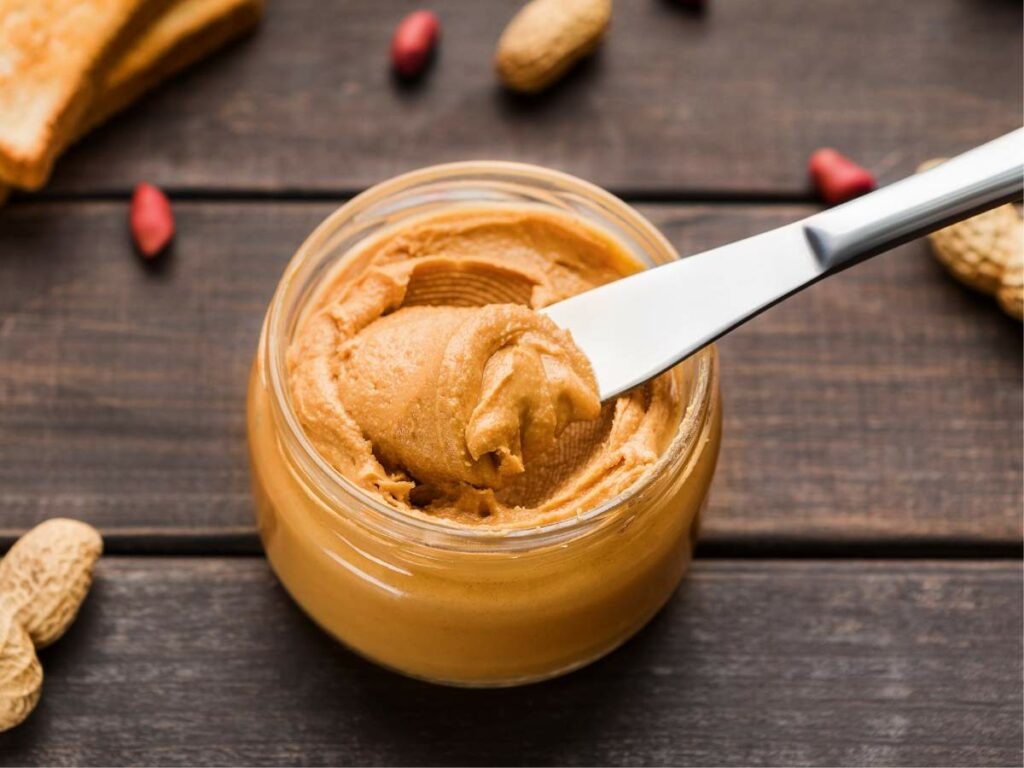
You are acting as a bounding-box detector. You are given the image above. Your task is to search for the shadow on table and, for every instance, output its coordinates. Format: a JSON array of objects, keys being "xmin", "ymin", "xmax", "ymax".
[
  {"xmin": 282, "ymin": 575, "xmax": 700, "ymax": 767},
  {"xmin": 0, "ymin": 566, "xmax": 706, "ymax": 766},
  {"xmin": 494, "ymin": 51, "xmax": 606, "ymax": 120}
]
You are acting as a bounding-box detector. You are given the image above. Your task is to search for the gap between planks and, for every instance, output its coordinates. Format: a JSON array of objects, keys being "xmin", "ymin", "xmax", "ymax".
[
  {"xmin": 4, "ymin": 188, "xmax": 821, "ymax": 207},
  {"xmin": 0, "ymin": 528, "xmax": 1019, "ymax": 559}
]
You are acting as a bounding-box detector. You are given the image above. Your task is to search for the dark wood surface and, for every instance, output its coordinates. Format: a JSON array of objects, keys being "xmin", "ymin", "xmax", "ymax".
[
  {"xmin": 0, "ymin": 559, "xmax": 1020, "ymax": 767},
  {"xmin": 26, "ymin": 0, "xmax": 1023, "ymax": 197},
  {"xmin": 0, "ymin": 0, "xmax": 1021, "ymax": 764},
  {"xmin": 1, "ymin": 202, "xmax": 1020, "ymax": 549}
]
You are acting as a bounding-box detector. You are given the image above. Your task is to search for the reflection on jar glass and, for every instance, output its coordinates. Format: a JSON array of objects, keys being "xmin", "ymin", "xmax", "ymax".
[{"xmin": 247, "ymin": 162, "xmax": 722, "ymax": 687}]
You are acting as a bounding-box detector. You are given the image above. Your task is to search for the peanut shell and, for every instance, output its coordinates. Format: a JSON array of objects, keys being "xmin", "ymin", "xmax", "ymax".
[
  {"xmin": 928, "ymin": 203, "xmax": 1022, "ymax": 296},
  {"xmin": 0, "ymin": 606, "xmax": 42, "ymax": 732},
  {"xmin": 997, "ymin": 248, "xmax": 1023, "ymax": 320},
  {"xmin": 0, "ymin": 519, "xmax": 102, "ymax": 648},
  {"xmin": 919, "ymin": 159, "xmax": 1024, "ymax": 313},
  {"xmin": 496, "ymin": 0, "xmax": 611, "ymax": 93}
]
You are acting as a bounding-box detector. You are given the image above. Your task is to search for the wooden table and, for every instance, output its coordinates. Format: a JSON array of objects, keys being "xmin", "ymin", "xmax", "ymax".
[{"xmin": 1, "ymin": 1, "xmax": 1021, "ymax": 764}]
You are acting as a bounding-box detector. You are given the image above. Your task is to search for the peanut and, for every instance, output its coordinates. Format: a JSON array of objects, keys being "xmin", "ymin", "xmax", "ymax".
[
  {"xmin": 919, "ymin": 159, "xmax": 1023, "ymax": 320},
  {"xmin": 809, "ymin": 148, "xmax": 876, "ymax": 205},
  {"xmin": 495, "ymin": 0, "xmax": 611, "ymax": 94},
  {"xmin": 996, "ymin": 248, "xmax": 1023, "ymax": 321},
  {"xmin": 0, "ymin": 607, "xmax": 42, "ymax": 733},
  {"xmin": 391, "ymin": 10, "xmax": 441, "ymax": 79},
  {"xmin": 0, "ymin": 519, "xmax": 101, "ymax": 732},
  {"xmin": 130, "ymin": 182, "xmax": 175, "ymax": 259},
  {"xmin": 0, "ymin": 519, "xmax": 102, "ymax": 649}
]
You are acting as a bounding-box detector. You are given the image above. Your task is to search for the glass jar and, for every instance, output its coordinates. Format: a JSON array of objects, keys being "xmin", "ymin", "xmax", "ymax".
[{"xmin": 247, "ymin": 162, "xmax": 722, "ymax": 687}]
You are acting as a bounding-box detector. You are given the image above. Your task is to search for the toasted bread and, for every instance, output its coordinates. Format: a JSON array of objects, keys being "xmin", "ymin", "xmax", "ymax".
[
  {"xmin": 0, "ymin": 0, "xmax": 169, "ymax": 189},
  {"xmin": 0, "ymin": 0, "xmax": 262, "ymax": 201},
  {"xmin": 81, "ymin": 0, "xmax": 264, "ymax": 134}
]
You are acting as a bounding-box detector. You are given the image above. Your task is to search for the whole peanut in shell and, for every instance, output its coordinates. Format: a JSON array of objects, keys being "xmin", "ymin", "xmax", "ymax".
[
  {"xmin": 0, "ymin": 518, "xmax": 102, "ymax": 732},
  {"xmin": 919, "ymin": 159, "xmax": 1023, "ymax": 320},
  {"xmin": 0, "ymin": 519, "xmax": 103, "ymax": 649},
  {"xmin": 495, "ymin": 0, "xmax": 611, "ymax": 93}
]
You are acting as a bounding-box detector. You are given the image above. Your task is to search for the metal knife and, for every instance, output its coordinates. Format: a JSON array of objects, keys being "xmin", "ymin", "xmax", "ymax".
[{"xmin": 542, "ymin": 128, "xmax": 1024, "ymax": 401}]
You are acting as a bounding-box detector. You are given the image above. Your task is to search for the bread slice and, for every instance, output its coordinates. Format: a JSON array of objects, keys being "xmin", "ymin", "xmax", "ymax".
[
  {"xmin": 80, "ymin": 0, "xmax": 264, "ymax": 134},
  {"xmin": 0, "ymin": 0, "xmax": 263, "ymax": 200},
  {"xmin": 0, "ymin": 0, "xmax": 169, "ymax": 189}
]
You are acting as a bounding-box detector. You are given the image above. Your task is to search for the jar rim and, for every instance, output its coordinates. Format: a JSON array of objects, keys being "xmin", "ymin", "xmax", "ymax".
[{"xmin": 261, "ymin": 161, "xmax": 717, "ymax": 552}]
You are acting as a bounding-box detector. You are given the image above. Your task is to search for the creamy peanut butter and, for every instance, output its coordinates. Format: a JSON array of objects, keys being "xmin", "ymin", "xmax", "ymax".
[{"xmin": 287, "ymin": 206, "xmax": 681, "ymax": 527}]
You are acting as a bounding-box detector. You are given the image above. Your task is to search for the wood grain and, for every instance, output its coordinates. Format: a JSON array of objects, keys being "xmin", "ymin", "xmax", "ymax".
[
  {"xmin": 644, "ymin": 206, "xmax": 1024, "ymax": 550},
  {"xmin": 0, "ymin": 5, "xmax": 1018, "ymax": 763},
  {"xmin": 18, "ymin": 0, "xmax": 1021, "ymax": 197},
  {"xmin": 0, "ymin": 558, "xmax": 1019, "ymax": 766},
  {"xmin": 0, "ymin": 201, "xmax": 1020, "ymax": 549}
]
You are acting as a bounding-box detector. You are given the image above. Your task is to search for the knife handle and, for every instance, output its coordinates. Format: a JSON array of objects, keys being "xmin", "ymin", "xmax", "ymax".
[{"xmin": 804, "ymin": 128, "xmax": 1024, "ymax": 272}]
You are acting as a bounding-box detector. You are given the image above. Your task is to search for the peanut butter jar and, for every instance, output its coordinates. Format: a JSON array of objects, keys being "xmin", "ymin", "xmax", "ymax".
[{"xmin": 247, "ymin": 162, "xmax": 722, "ymax": 686}]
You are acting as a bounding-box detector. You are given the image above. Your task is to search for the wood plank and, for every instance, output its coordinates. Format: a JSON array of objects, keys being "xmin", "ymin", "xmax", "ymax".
[
  {"xmin": 0, "ymin": 201, "xmax": 1020, "ymax": 547},
  {"xmin": 650, "ymin": 207, "xmax": 1024, "ymax": 549},
  {"xmin": 17, "ymin": 0, "xmax": 1021, "ymax": 197},
  {"xmin": 0, "ymin": 558, "xmax": 1019, "ymax": 766}
]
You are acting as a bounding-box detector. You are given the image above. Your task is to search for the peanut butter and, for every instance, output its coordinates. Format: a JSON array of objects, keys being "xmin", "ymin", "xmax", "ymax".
[{"xmin": 287, "ymin": 206, "xmax": 681, "ymax": 527}]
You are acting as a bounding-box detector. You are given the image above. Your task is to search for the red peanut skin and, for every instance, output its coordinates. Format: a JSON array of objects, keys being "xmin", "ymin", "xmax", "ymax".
[
  {"xmin": 809, "ymin": 149, "xmax": 876, "ymax": 205},
  {"xmin": 391, "ymin": 10, "xmax": 440, "ymax": 78},
  {"xmin": 130, "ymin": 183, "xmax": 174, "ymax": 258}
]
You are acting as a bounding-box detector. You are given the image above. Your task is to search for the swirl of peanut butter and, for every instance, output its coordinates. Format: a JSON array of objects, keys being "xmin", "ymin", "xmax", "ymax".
[
  {"xmin": 336, "ymin": 302, "xmax": 601, "ymax": 488},
  {"xmin": 288, "ymin": 207, "xmax": 681, "ymax": 527}
]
